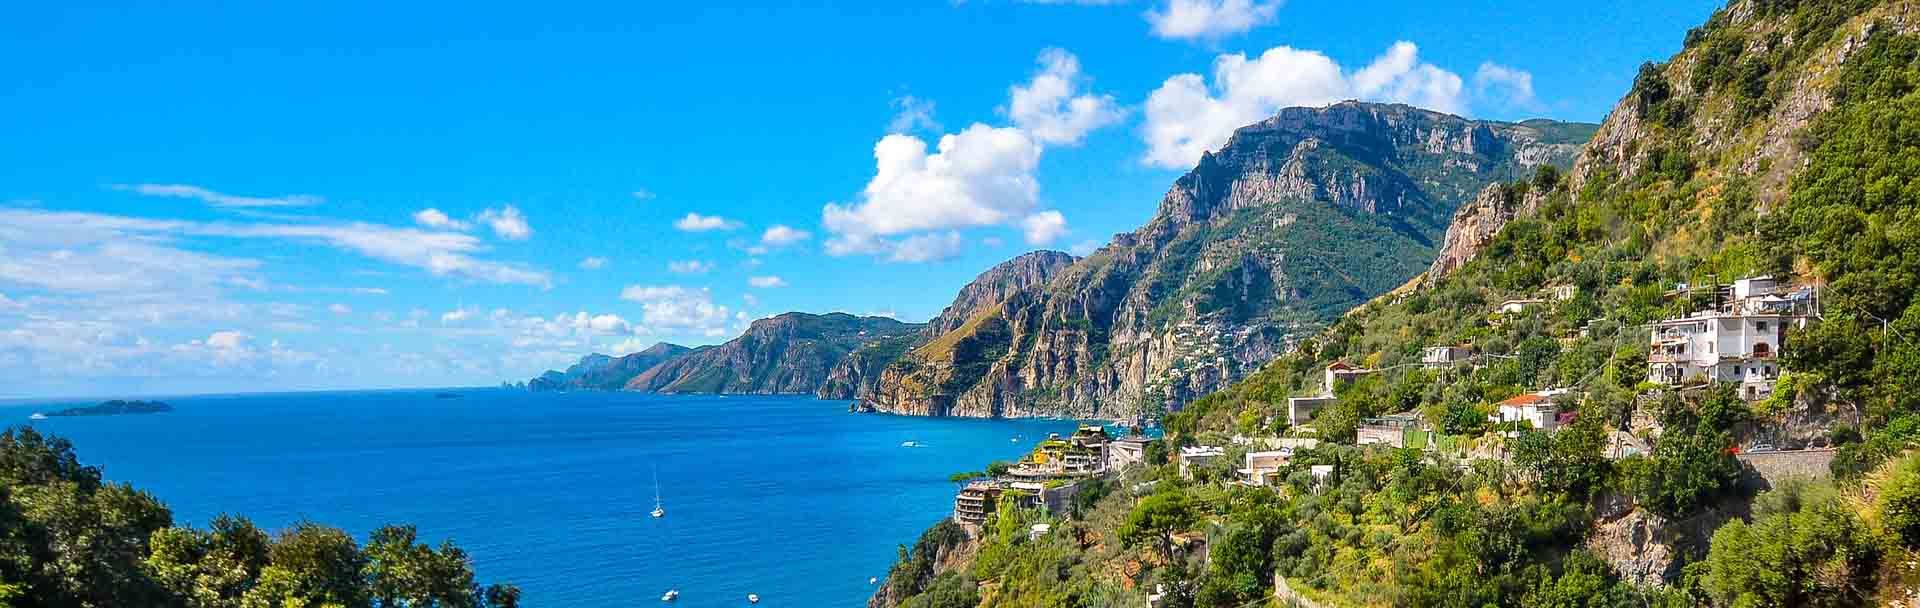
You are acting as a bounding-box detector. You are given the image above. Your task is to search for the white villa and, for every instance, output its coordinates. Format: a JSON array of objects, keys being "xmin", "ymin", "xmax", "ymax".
[
  {"xmin": 1647, "ymin": 276, "xmax": 1815, "ymax": 400},
  {"xmin": 1491, "ymin": 389, "xmax": 1569, "ymax": 432}
]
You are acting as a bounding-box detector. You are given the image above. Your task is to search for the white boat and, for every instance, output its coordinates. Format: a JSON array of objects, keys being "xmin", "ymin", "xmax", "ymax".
[
  {"xmin": 651, "ymin": 468, "xmax": 666, "ymax": 518},
  {"xmin": 900, "ymin": 440, "xmax": 921, "ymax": 448},
  {"xmin": 661, "ymin": 589, "xmax": 678, "ymax": 602},
  {"xmin": 869, "ymin": 577, "xmax": 878, "ymax": 585},
  {"xmin": 28, "ymin": 413, "xmax": 46, "ymax": 421},
  {"xmin": 747, "ymin": 594, "xmax": 760, "ymax": 603}
]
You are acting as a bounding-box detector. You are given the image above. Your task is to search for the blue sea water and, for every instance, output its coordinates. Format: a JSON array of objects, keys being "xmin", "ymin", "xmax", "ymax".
[{"xmin": 7, "ymin": 389, "xmax": 1075, "ymax": 607}]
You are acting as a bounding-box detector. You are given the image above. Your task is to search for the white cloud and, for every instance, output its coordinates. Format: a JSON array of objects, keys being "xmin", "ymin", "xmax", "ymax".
[
  {"xmin": 412, "ymin": 208, "xmax": 470, "ymax": 231},
  {"xmin": 206, "ymin": 330, "xmax": 250, "ymax": 350},
  {"xmin": 825, "ymin": 125, "xmax": 1043, "ymax": 238},
  {"xmin": 441, "ymin": 308, "xmax": 476, "ymax": 323},
  {"xmin": 1473, "ymin": 62, "xmax": 1541, "ymax": 113},
  {"xmin": 608, "ymin": 337, "xmax": 653, "ymax": 355},
  {"xmin": 1020, "ymin": 210, "xmax": 1069, "ymax": 245},
  {"xmin": 0, "ymin": 209, "xmax": 552, "ymax": 289},
  {"xmin": 748, "ymin": 275, "xmax": 788, "ymax": 288},
  {"xmin": 761, "ymin": 225, "xmax": 812, "ymax": 246},
  {"xmin": 112, "ymin": 183, "xmax": 323, "ymax": 208},
  {"xmin": 1141, "ymin": 41, "xmax": 1467, "ymax": 169},
  {"xmin": 1069, "ymin": 239, "xmax": 1103, "ymax": 256},
  {"xmin": 1146, "ymin": 0, "xmax": 1281, "ymax": 42},
  {"xmin": 668, "ymin": 260, "xmax": 714, "ymax": 274},
  {"xmin": 632, "ymin": 189, "xmax": 657, "ymax": 201},
  {"xmin": 1006, "ymin": 48, "xmax": 1125, "ymax": 146},
  {"xmin": 674, "ymin": 212, "xmax": 742, "ymax": 232},
  {"xmin": 586, "ymin": 313, "xmax": 631, "ymax": 335},
  {"xmin": 579, "ymin": 256, "xmax": 608, "ymax": 270},
  {"xmin": 888, "ymin": 95, "xmax": 941, "ymax": 134},
  {"xmin": 619, "ymin": 285, "xmax": 735, "ymax": 335},
  {"xmin": 889, "ymin": 232, "xmax": 964, "ymax": 263},
  {"xmin": 328, "ymin": 303, "xmax": 352, "ymax": 315},
  {"xmin": 476, "ymin": 205, "xmax": 532, "ymax": 240}
]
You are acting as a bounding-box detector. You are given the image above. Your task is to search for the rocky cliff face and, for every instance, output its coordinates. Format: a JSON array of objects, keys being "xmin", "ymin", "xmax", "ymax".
[
  {"xmin": 528, "ymin": 343, "xmax": 691, "ymax": 392},
  {"xmin": 818, "ymin": 251, "xmax": 1076, "ymax": 400},
  {"xmin": 624, "ymin": 312, "xmax": 921, "ymax": 395},
  {"xmin": 1423, "ymin": 182, "xmax": 1552, "ymax": 286},
  {"xmin": 859, "ymin": 102, "xmax": 1594, "ymax": 419}
]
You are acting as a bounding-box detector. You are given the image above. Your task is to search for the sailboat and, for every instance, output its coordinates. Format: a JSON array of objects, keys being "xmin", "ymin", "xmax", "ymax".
[{"xmin": 650, "ymin": 468, "xmax": 666, "ymax": 518}]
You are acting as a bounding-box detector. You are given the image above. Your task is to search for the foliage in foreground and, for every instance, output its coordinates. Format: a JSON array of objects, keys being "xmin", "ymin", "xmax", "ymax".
[{"xmin": 0, "ymin": 427, "xmax": 517, "ymax": 608}]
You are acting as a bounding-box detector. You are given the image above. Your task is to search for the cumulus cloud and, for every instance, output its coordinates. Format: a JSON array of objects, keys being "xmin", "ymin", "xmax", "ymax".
[
  {"xmin": 1141, "ymin": 41, "xmax": 1468, "ymax": 169},
  {"xmin": 1146, "ymin": 0, "xmax": 1281, "ymax": 42},
  {"xmin": 747, "ymin": 275, "xmax": 788, "ymax": 288},
  {"xmin": 441, "ymin": 308, "xmax": 476, "ymax": 323},
  {"xmin": 579, "ymin": 256, "xmax": 608, "ymax": 269},
  {"xmin": 825, "ymin": 49, "xmax": 1119, "ymax": 262},
  {"xmin": 1069, "ymin": 239, "xmax": 1103, "ymax": 256},
  {"xmin": 632, "ymin": 189, "xmax": 657, "ymax": 201},
  {"xmin": 1020, "ymin": 210, "xmax": 1069, "ymax": 245},
  {"xmin": 1006, "ymin": 49, "xmax": 1124, "ymax": 146},
  {"xmin": 674, "ymin": 212, "xmax": 742, "ymax": 232},
  {"xmin": 761, "ymin": 225, "xmax": 812, "ymax": 247},
  {"xmin": 1473, "ymin": 62, "xmax": 1542, "ymax": 113},
  {"xmin": 328, "ymin": 303, "xmax": 352, "ymax": 315},
  {"xmin": 113, "ymin": 183, "xmax": 323, "ymax": 208},
  {"xmin": 412, "ymin": 208, "xmax": 470, "ymax": 230},
  {"xmin": 619, "ymin": 285, "xmax": 735, "ymax": 336},
  {"xmin": 476, "ymin": 205, "xmax": 532, "ymax": 240},
  {"xmin": 668, "ymin": 260, "xmax": 714, "ymax": 274},
  {"xmin": 888, "ymin": 95, "xmax": 941, "ymax": 134},
  {"xmin": 826, "ymin": 125, "xmax": 1042, "ymax": 239}
]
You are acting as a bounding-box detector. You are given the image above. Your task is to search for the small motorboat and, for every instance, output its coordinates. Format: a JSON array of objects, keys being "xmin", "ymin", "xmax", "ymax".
[
  {"xmin": 747, "ymin": 593, "xmax": 760, "ymax": 603},
  {"xmin": 661, "ymin": 589, "xmax": 679, "ymax": 602},
  {"xmin": 28, "ymin": 413, "xmax": 46, "ymax": 421},
  {"xmin": 869, "ymin": 576, "xmax": 878, "ymax": 585},
  {"xmin": 900, "ymin": 441, "xmax": 920, "ymax": 448}
]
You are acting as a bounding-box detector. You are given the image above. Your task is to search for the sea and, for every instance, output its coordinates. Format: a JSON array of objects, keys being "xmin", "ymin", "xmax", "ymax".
[{"xmin": 4, "ymin": 389, "xmax": 1076, "ymax": 607}]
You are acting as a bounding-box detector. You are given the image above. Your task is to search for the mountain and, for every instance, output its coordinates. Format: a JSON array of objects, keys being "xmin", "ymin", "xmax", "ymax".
[
  {"xmin": 526, "ymin": 353, "xmax": 616, "ymax": 392},
  {"xmin": 527, "ymin": 343, "xmax": 692, "ymax": 392},
  {"xmin": 858, "ymin": 102, "xmax": 1595, "ymax": 419},
  {"xmin": 817, "ymin": 251, "xmax": 1077, "ymax": 400},
  {"xmin": 623, "ymin": 312, "xmax": 922, "ymax": 394}
]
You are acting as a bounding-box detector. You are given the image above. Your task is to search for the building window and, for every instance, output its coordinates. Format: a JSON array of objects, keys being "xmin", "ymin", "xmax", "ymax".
[{"xmin": 1758, "ymin": 321, "xmax": 1770, "ymax": 331}]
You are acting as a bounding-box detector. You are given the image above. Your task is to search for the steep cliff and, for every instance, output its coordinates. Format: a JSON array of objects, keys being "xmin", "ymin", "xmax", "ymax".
[
  {"xmin": 624, "ymin": 312, "xmax": 921, "ymax": 395},
  {"xmin": 528, "ymin": 343, "xmax": 691, "ymax": 392},
  {"xmin": 860, "ymin": 102, "xmax": 1593, "ymax": 419},
  {"xmin": 818, "ymin": 251, "xmax": 1076, "ymax": 400}
]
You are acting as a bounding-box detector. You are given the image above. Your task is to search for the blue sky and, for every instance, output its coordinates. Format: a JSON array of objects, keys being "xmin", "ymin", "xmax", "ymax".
[{"xmin": 0, "ymin": 0, "xmax": 1723, "ymax": 398}]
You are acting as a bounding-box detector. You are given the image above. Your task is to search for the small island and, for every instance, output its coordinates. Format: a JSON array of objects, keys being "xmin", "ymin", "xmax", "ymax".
[{"xmin": 43, "ymin": 400, "xmax": 173, "ymax": 417}]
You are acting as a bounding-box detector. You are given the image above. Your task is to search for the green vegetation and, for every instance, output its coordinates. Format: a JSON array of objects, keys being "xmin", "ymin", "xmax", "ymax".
[
  {"xmin": 0, "ymin": 427, "xmax": 516, "ymax": 607},
  {"xmin": 879, "ymin": 3, "xmax": 1920, "ymax": 606}
]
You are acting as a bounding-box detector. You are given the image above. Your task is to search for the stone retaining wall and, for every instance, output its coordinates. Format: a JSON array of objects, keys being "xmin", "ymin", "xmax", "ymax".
[{"xmin": 1735, "ymin": 448, "xmax": 1836, "ymax": 490}]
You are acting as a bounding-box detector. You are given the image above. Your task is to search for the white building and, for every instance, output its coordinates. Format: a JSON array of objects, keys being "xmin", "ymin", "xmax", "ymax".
[
  {"xmin": 1106, "ymin": 437, "xmax": 1151, "ymax": 471},
  {"xmin": 1491, "ymin": 389, "xmax": 1568, "ymax": 431},
  {"xmin": 1648, "ymin": 313, "xmax": 1790, "ymax": 400},
  {"xmin": 1497, "ymin": 299, "xmax": 1546, "ymax": 314},
  {"xmin": 1239, "ymin": 449, "xmax": 1293, "ymax": 486},
  {"xmin": 1178, "ymin": 446, "xmax": 1224, "ymax": 479},
  {"xmin": 1423, "ymin": 346, "xmax": 1472, "ymax": 368}
]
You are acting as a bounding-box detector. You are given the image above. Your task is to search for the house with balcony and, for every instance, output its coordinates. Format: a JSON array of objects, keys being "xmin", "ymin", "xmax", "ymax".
[
  {"xmin": 953, "ymin": 481, "xmax": 1002, "ymax": 527},
  {"xmin": 1239, "ymin": 449, "xmax": 1294, "ymax": 487},
  {"xmin": 1178, "ymin": 446, "xmax": 1224, "ymax": 479}
]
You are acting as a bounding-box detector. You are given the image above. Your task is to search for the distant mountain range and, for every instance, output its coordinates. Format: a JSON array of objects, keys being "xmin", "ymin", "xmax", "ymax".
[{"xmin": 521, "ymin": 312, "xmax": 920, "ymax": 395}]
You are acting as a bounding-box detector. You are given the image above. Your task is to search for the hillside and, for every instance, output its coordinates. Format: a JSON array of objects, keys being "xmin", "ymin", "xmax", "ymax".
[
  {"xmin": 859, "ymin": 102, "xmax": 1594, "ymax": 420},
  {"xmin": 874, "ymin": 1, "xmax": 1920, "ymax": 607},
  {"xmin": 623, "ymin": 312, "xmax": 921, "ymax": 394},
  {"xmin": 820, "ymin": 251, "xmax": 1077, "ymax": 401},
  {"xmin": 527, "ymin": 343, "xmax": 689, "ymax": 392}
]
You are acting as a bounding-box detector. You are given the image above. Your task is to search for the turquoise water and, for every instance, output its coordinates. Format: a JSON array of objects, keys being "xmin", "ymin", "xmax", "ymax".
[{"xmin": 8, "ymin": 390, "xmax": 1073, "ymax": 606}]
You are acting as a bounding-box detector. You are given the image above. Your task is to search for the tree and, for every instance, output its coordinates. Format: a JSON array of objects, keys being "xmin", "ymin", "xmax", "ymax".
[{"xmin": 1119, "ymin": 491, "xmax": 1196, "ymax": 559}]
